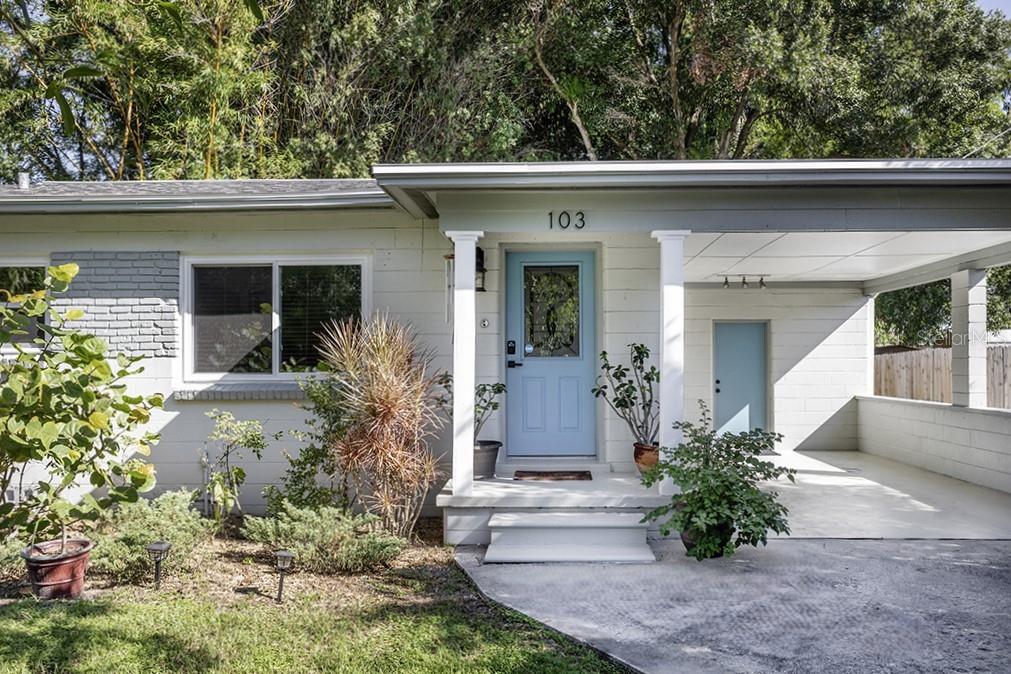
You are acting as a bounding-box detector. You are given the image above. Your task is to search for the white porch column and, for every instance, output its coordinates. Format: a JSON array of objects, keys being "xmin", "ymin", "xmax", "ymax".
[
  {"xmin": 951, "ymin": 269, "xmax": 987, "ymax": 408},
  {"xmin": 652, "ymin": 230, "xmax": 691, "ymax": 495},
  {"xmin": 447, "ymin": 231, "xmax": 483, "ymax": 495}
]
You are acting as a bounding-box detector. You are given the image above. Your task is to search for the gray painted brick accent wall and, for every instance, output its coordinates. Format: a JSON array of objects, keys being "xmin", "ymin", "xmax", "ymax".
[{"xmin": 51, "ymin": 251, "xmax": 179, "ymax": 358}]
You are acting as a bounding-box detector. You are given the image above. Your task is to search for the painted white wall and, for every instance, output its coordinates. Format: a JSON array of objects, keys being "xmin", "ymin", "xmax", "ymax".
[{"xmin": 857, "ymin": 395, "xmax": 1011, "ymax": 494}]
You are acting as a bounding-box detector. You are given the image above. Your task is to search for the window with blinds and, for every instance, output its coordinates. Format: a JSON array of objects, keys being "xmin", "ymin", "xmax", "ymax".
[{"xmin": 189, "ymin": 260, "xmax": 364, "ymax": 376}]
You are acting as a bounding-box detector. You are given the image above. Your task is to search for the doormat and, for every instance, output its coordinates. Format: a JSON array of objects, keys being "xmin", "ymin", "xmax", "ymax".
[{"xmin": 513, "ymin": 470, "xmax": 593, "ymax": 481}]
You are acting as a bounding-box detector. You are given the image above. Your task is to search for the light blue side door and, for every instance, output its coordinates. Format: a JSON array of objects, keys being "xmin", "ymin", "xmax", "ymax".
[
  {"xmin": 505, "ymin": 251, "xmax": 596, "ymax": 456},
  {"xmin": 714, "ymin": 322, "xmax": 768, "ymax": 434}
]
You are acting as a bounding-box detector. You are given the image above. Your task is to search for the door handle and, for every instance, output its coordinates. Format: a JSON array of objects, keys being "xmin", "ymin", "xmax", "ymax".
[{"xmin": 507, "ymin": 360, "xmax": 523, "ymax": 368}]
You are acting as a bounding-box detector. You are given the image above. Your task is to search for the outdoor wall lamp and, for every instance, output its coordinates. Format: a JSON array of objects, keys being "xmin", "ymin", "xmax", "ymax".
[
  {"xmin": 475, "ymin": 246, "xmax": 487, "ymax": 292},
  {"xmin": 275, "ymin": 550, "xmax": 294, "ymax": 603},
  {"xmin": 145, "ymin": 541, "xmax": 172, "ymax": 590}
]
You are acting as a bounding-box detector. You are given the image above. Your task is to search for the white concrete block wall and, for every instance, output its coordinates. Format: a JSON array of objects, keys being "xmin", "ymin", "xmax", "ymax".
[{"xmin": 857, "ymin": 395, "xmax": 1011, "ymax": 494}]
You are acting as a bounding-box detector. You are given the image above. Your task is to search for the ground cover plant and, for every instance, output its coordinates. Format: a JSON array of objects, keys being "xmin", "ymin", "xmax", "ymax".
[
  {"xmin": 243, "ymin": 500, "xmax": 404, "ymax": 574},
  {"xmin": 0, "ymin": 520, "xmax": 626, "ymax": 674}
]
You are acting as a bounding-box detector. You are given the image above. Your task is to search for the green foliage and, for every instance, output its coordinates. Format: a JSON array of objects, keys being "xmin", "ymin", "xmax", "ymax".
[
  {"xmin": 5, "ymin": 0, "xmax": 1009, "ymax": 181},
  {"xmin": 874, "ymin": 264, "xmax": 1011, "ymax": 347},
  {"xmin": 0, "ymin": 536, "xmax": 22, "ymax": 586},
  {"xmin": 592, "ymin": 344, "xmax": 659, "ymax": 446},
  {"xmin": 641, "ymin": 401, "xmax": 795, "ymax": 561},
  {"xmin": 474, "ymin": 383, "xmax": 507, "ymax": 439},
  {"xmin": 89, "ymin": 490, "xmax": 211, "ymax": 582},
  {"xmin": 201, "ymin": 409, "xmax": 271, "ymax": 530},
  {"xmin": 243, "ymin": 501, "xmax": 405, "ymax": 574},
  {"xmin": 264, "ymin": 375, "xmax": 354, "ymax": 514},
  {"xmin": 0, "ymin": 265, "xmax": 162, "ymax": 551}
]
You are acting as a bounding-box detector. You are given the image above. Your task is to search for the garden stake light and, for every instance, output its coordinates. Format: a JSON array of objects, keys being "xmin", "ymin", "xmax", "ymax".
[
  {"xmin": 145, "ymin": 541, "xmax": 171, "ymax": 589},
  {"xmin": 275, "ymin": 550, "xmax": 294, "ymax": 603}
]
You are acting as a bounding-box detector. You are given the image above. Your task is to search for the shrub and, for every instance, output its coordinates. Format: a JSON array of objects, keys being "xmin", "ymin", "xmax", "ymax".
[
  {"xmin": 0, "ymin": 536, "xmax": 24, "ymax": 587},
  {"xmin": 243, "ymin": 501, "xmax": 405, "ymax": 574},
  {"xmin": 316, "ymin": 314, "xmax": 447, "ymax": 538},
  {"xmin": 201, "ymin": 409, "xmax": 272, "ymax": 531},
  {"xmin": 641, "ymin": 401, "xmax": 796, "ymax": 561},
  {"xmin": 89, "ymin": 490, "xmax": 211, "ymax": 582}
]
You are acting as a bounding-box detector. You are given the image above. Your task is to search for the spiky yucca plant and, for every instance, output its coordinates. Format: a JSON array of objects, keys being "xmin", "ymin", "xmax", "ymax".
[{"xmin": 317, "ymin": 314, "xmax": 446, "ymax": 539}]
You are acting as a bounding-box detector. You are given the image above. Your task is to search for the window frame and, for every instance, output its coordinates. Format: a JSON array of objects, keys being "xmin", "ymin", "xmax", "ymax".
[
  {"xmin": 0, "ymin": 257, "xmax": 50, "ymax": 356},
  {"xmin": 180, "ymin": 255, "xmax": 372, "ymax": 383}
]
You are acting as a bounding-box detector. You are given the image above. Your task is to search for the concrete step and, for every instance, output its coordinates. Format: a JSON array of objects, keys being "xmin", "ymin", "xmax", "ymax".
[{"xmin": 484, "ymin": 511, "xmax": 655, "ymax": 563}]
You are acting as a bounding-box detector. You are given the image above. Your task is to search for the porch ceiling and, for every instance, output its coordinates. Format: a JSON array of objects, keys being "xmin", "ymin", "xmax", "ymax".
[{"xmin": 684, "ymin": 230, "xmax": 1011, "ymax": 283}]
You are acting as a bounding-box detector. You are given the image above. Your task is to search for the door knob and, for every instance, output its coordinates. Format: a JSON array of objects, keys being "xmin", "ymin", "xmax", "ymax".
[{"xmin": 507, "ymin": 360, "xmax": 523, "ymax": 368}]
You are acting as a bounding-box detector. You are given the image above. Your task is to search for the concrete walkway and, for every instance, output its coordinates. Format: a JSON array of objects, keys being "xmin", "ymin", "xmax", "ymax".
[{"xmin": 458, "ymin": 539, "xmax": 1011, "ymax": 674}]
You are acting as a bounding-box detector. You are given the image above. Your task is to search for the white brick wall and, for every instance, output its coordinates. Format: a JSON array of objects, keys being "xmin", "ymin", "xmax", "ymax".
[{"xmin": 857, "ymin": 395, "xmax": 1011, "ymax": 494}]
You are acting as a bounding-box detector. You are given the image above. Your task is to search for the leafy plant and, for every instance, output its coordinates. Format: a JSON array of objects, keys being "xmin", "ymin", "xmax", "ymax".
[
  {"xmin": 0, "ymin": 264, "xmax": 162, "ymax": 554},
  {"xmin": 89, "ymin": 490, "xmax": 210, "ymax": 582},
  {"xmin": 200, "ymin": 409, "xmax": 273, "ymax": 530},
  {"xmin": 264, "ymin": 375, "xmax": 355, "ymax": 514},
  {"xmin": 591, "ymin": 344, "xmax": 659, "ymax": 446},
  {"xmin": 317, "ymin": 314, "xmax": 447, "ymax": 539},
  {"xmin": 243, "ymin": 501, "xmax": 405, "ymax": 574},
  {"xmin": 0, "ymin": 536, "xmax": 23, "ymax": 588},
  {"xmin": 474, "ymin": 383, "xmax": 507, "ymax": 440},
  {"xmin": 641, "ymin": 401, "xmax": 795, "ymax": 561}
]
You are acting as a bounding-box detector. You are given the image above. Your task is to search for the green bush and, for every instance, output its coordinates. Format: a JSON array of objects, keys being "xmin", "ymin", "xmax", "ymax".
[
  {"xmin": 243, "ymin": 501, "xmax": 405, "ymax": 574},
  {"xmin": 89, "ymin": 490, "xmax": 211, "ymax": 582},
  {"xmin": 0, "ymin": 537, "xmax": 24, "ymax": 586}
]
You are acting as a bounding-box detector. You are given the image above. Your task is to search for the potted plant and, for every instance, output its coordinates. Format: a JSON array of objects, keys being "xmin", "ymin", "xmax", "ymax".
[
  {"xmin": 591, "ymin": 344, "xmax": 660, "ymax": 473},
  {"xmin": 640, "ymin": 401, "xmax": 796, "ymax": 560},
  {"xmin": 473, "ymin": 383, "xmax": 506, "ymax": 479},
  {"xmin": 0, "ymin": 264, "xmax": 163, "ymax": 598}
]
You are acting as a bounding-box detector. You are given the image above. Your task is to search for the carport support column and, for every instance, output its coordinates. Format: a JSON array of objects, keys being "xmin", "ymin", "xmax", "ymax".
[
  {"xmin": 448, "ymin": 231, "xmax": 484, "ymax": 495},
  {"xmin": 951, "ymin": 269, "xmax": 987, "ymax": 408},
  {"xmin": 652, "ymin": 230, "xmax": 691, "ymax": 496}
]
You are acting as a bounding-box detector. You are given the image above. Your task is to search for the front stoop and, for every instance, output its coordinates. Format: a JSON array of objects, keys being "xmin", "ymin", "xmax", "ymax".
[{"xmin": 484, "ymin": 511, "xmax": 655, "ymax": 563}]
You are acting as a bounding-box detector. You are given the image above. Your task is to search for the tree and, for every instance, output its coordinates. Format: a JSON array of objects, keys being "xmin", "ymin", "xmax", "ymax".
[
  {"xmin": 0, "ymin": 0, "xmax": 296, "ymax": 181},
  {"xmin": 528, "ymin": 0, "xmax": 1011, "ymax": 160},
  {"xmin": 875, "ymin": 265, "xmax": 1011, "ymax": 347}
]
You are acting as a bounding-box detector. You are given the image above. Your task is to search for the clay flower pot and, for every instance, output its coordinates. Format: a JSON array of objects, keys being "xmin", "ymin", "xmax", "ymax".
[
  {"xmin": 21, "ymin": 538, "xmax": 94, "ymax": 600},
  {"xmin": 633, "ymin": 443, "xmax": 660, "ymax": 474}
]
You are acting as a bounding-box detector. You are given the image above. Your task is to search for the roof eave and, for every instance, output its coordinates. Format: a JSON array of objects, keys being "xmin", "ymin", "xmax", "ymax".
[{"xmin": 0, "ymin": 191, "xmax": 394, "ymax": 214}]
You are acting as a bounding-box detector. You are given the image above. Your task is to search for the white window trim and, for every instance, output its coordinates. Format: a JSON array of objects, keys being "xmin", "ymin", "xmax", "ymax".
[
  {"xmin": 179, "ymin": 254, "xmax": 372, "ymax": 384},
  {"xmin": 0, "ymin": 257, "xmax": 50, "ymax": 356}
]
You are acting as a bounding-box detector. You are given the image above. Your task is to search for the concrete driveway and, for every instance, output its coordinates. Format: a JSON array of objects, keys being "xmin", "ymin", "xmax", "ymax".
[
  {"xmin": 458, "ymin": 539, "xmax": 1011, "ymax": 674},
  {"xmin": 457, "ymin": 452, "xmax": 1011, "ymax": 673}
]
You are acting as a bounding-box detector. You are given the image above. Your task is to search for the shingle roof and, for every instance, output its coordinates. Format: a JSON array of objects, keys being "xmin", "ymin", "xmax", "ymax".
[{"xmin": 0, "ymin": 178, "xmax": 390, "ymax": 212}]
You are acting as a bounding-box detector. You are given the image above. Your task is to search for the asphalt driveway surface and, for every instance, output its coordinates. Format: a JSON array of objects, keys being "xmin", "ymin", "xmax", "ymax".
[{"xmin": 457, "ymin": 539, "xmax": 1011, "ymax": 674}]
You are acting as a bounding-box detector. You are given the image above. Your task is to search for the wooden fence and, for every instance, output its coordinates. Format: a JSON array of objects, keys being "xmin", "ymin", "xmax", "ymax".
[{"xmin": 874, "ymin": 345, "xmax": 1011, "ymax": 409}]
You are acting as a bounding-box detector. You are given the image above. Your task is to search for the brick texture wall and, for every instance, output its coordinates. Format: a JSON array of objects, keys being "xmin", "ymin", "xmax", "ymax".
[{"xmin": 51, "ymin": 251, "xmax": 179, "ymax": 358}]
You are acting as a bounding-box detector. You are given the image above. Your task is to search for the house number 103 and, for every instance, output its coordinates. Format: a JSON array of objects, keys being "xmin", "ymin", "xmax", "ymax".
[{"xmin": 548, "ymin": 211, "xmax": 585, "ymax": 230}]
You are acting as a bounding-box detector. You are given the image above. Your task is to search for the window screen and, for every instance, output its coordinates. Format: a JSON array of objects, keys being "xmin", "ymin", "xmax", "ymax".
[
  {"xmin": 280, "ymin": 265, "xmax": 362, "ymax": 371},
  {"xmin": 193, "ymin": 266, "xmax": 272, "ymax": 373}
]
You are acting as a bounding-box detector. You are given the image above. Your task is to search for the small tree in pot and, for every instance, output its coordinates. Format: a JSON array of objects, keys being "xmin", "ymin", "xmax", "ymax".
[
  {"xmin": 473, "ymin": 382, "xmax": 506, "ymax": 479},
  {"xmin": 0, "ymin": 265, "xmax": 162, "ymax": 598},
  {"xmin": 591, "ymin": 344, "xmax": 659, "ymax": 473},
  {"xmin": 640, "ymin": 401, "xmax": 796, "ymax": 560}
]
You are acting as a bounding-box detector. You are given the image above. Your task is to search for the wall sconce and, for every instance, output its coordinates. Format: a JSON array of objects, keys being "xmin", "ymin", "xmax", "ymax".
[
  {"xmin": 145, "ymin": 541, "xmax": 172, "ymax": 590},
  {"xmin": 475, "ymin": 247, "xmax": 487, "ymax": 293}
]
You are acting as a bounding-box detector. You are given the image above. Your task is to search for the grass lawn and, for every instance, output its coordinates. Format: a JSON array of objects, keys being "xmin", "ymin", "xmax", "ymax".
[{"xmin": 0, "ymin": 521, "xmax": 626, "ymax": 674}]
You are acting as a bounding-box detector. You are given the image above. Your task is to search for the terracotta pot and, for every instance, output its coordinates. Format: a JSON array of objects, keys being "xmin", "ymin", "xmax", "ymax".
[
  {"xmin": 21, "ymin": 538, "xmax": 94, "ymax": 600},
  {"xmin": 633, "ymin": 443, "xmax": 660, "ymax": 474},
  {"xmin": 474, "ymin": 440, "xmax": 502, "ymax": 480}
]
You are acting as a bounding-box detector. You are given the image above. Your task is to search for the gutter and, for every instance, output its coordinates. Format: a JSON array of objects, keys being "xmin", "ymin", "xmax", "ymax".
[{"xmin": 0, "ymin": 190, "xmax": 394, "ymax": 214}]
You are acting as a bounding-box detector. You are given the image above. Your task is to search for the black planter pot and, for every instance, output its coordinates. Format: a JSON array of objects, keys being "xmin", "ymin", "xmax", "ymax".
[
  {"xmin": 680, "ymin": 521, "xmax": 735, "ymax": 558},
  {"xmin": 474, "ymin": 440, "xmax": 502, "ymax": 480}
]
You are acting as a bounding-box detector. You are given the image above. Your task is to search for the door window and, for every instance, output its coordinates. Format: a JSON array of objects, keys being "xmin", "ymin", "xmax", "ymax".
[{"xmin": 523, "ymin": 264, "xmax": 580, "ymax": 357}]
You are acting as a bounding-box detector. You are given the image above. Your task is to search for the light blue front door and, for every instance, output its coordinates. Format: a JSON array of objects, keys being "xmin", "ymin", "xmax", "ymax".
[
  {"xmin": 505, "ymin": 251, "xmax": 596, "ymax": 456},
  {"xmin": 714, "ymin": 322, "xmax": 768, "ymax": 434}
]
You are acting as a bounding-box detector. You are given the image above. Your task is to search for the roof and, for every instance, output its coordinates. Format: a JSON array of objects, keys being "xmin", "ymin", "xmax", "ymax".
[
  {"xmin": 0, "ymin": 178, "xmax": 390, "ymax": 213},
  {"xmin": 371, "ymin": 159, "xmax": 1011, "ymax": 217},
  {"xmin": 2, "ymin": 159, "xmax": 1011, "ymax": 215}
]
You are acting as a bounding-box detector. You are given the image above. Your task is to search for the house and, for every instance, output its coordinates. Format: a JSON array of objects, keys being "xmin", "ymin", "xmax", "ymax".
[{"xmin": 2, "ymin": 160, "xmax": 1010, "ymax": 562}]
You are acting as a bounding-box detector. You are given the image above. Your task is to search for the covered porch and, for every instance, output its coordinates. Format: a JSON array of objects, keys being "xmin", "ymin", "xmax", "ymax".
[{"xmin": 374, "ymin": 160, "xmax": 1011, "ymax": 559}]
